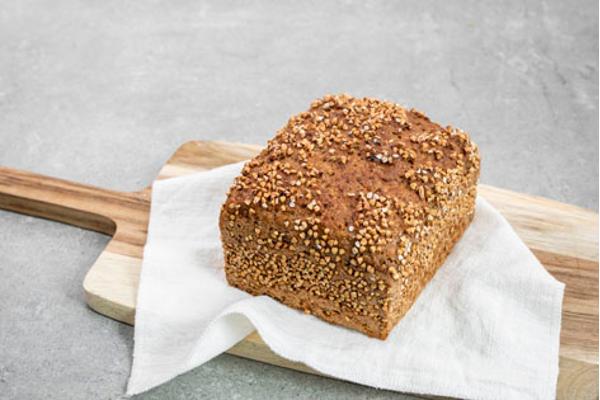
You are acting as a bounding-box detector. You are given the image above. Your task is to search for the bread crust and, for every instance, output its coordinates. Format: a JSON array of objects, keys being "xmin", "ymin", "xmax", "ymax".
[{"xmin": 220, "ymin": 94, "xmax": 480, "ymax": 339}]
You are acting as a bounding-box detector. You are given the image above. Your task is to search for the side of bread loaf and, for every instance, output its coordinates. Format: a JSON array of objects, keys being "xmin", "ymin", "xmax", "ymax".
[{"xmin": 220, "ymin": 94, "xmax": 480, "ymax": 339}]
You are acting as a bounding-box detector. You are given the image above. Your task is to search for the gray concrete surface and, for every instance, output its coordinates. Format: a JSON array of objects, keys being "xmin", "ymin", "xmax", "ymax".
[{"xmin": 0, "ymin": 0, "xmax": 597, "ymax": 399}]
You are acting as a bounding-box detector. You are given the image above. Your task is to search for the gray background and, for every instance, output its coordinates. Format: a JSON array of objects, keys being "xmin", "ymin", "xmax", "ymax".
[{"xmin": 0, "ymin": 0, "xmax": 597, "ymax": 399}]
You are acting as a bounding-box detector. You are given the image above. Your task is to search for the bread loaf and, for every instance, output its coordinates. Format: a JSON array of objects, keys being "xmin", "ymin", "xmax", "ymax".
[{"xmin": 219, "ymin": 94, "xmax": 480, "ymax": 339}]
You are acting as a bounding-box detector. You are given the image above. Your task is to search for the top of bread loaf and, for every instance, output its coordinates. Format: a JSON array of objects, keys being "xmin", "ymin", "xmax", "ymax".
[{"xmin": 225, "ymin": 94, "xmax": 479, "ymax": 280}]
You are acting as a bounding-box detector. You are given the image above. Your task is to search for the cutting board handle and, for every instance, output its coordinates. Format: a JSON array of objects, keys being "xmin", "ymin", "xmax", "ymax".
[{"xmin": 0, "ymin": 166, "xmax": 145, "ymax": 235}]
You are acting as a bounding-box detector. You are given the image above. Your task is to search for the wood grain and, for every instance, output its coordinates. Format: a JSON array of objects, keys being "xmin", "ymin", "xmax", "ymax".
[{"xmin": 0, "ymin": 140, "xmax": 597, "ymax": 399}]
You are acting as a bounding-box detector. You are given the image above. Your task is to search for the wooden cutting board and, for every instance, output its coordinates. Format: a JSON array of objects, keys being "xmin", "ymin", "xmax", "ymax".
[{"xmin": 0, "ymin": 140, "xmax": 597, "ymax": 399}]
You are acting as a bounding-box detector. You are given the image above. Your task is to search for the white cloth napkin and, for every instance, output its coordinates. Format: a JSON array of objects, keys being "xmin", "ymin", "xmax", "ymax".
[{"xmin": 127, "ymin": 161, "xmax": 565, "ymax": 400}]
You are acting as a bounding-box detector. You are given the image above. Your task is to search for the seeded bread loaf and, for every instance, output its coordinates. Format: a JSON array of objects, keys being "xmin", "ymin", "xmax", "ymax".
[{"xmin": 219, "ymin": 94, "xmax": 480, "ymax": 339}]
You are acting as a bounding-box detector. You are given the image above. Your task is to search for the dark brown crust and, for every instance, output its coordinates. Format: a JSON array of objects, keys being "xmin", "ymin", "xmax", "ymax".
[{"xmin": 220, "ymin": 94, "xmax": 480, "ymax": 339}]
